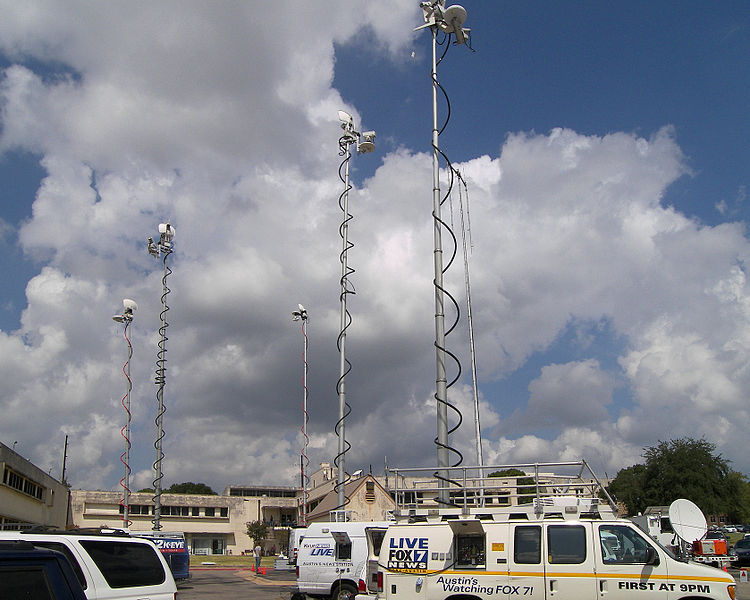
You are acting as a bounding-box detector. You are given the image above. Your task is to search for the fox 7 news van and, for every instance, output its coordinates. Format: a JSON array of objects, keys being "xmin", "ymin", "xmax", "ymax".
[
  {"xmin": 295, "ymin": 520, "xmax": 392, "ymax": 600},
  {"xmin": 360, "ymin": 461, "xmax": 737, "ymax": 600}
]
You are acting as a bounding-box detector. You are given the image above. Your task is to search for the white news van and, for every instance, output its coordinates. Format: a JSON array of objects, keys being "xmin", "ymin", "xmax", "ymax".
[
  {"xmin": 289, "ymin": 526, "xmax": 308, "ymax": 566},
  {"xmin": 295, "ymin": 520, "xmax": 391, "ymax": 600},
  {"xmin": 360, "ymin": 461, "xmax": 737, "ymax": 600}
]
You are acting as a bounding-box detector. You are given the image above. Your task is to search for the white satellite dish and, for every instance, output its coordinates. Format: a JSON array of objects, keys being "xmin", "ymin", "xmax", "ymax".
[{"xmin": 668, "ymin": 498, "xmax": 707, "ymax": 544}]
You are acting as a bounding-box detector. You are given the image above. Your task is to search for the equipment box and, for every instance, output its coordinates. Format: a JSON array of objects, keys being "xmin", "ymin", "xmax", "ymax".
[{"xmin": 693, "ymin": 539, "xmax": 727, "ymax": 555}]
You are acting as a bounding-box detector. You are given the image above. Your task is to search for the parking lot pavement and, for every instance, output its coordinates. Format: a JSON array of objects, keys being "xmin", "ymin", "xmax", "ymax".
[
  {"xmin": 178, "ymin": 568, "xmax": 297, "ymax": 599},
  {"xmin": 181, "ymin": 567, "xmax": 750, "ymax": 600}
]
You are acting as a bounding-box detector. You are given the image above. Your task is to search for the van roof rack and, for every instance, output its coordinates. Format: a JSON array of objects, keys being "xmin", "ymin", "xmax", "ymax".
[
  {"xmin": 385, "ymin": 460, "xmax": 617, "ymax": 520},
  {"xmin": 22, "ymin": 526, "xmax": 131, "ymax": 537}
]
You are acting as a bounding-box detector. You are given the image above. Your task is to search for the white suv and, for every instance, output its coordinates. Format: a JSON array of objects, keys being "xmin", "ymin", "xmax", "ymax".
[{"xmin": 0, "ymin": 528, "xmax": 177, "ymax": 600}]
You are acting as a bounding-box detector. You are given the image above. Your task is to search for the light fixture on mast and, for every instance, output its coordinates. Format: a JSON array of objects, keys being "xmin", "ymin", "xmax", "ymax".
[{"xmin": 291, "ymin": 304, "xmax": 309, "ymax": 526}]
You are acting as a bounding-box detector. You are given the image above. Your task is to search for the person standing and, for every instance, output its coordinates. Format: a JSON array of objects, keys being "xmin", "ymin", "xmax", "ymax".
[{"xmin": 254, "ymin": 543, "xmax": 261, "ymax": 573}]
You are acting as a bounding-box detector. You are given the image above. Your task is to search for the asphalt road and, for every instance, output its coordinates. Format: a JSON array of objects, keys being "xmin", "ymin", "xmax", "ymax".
[
  {"xmin": 177, "ymin": 567, "xmax": 297, "ymax": 599},
  {"xmin": 179, "ymin": 567, "xmax": 750, "ymax": 600}
]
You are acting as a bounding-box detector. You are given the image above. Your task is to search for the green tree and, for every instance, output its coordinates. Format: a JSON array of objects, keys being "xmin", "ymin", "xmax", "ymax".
[
  {"xmin": 606, "ymin": 464, "xmax": 646, "ymax": 515},
  {"xmin": 641, "ymin": 438, "xmax": 730, "ymax": 515},
  {"xmin": 246, "ymin": 520, "xmax": 268, "ymax": 545},
  {"xmin": 165, "ymin": 482, "xmax": 217, "ymax": 495},
  {"xmin": 489, "ymin": 468, "xmax": 536, "ymax": 504},
  {"xmin": 607, "ymin": 437, "xmax": 743, "ymax": 517}
]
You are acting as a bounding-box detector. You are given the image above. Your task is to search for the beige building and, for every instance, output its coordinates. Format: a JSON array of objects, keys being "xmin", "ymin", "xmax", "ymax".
[
  {"xmin": 70, "ymin": 487, "xmax": 295, "ymax": 556},
  {"xmin": 70, "ymin": 462, "xmax": 597, "ymax": 555},
  {"xmin": 70, "ymin": 465, "xmax": 396, "ymax": 555},
  {"xmin": 0, "ymin": 441, "xmax": 70, "ymax": 530}
]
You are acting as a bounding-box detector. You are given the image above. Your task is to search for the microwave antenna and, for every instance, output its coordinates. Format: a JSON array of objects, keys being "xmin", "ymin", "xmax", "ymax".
[
  {"xmin": 334, "ymin": 110, "xmax": 376, "ymax": 519},
  {"xmin": 147, "ymin": 222, "xmax": 175, "ymax": 531},
  {"xmin": 112, "ymin": 298, "xmax": 137, "ymax": 527},
  {"xmin": 416, "ymin": 1, "xmax": 471, "ymax": 504}
]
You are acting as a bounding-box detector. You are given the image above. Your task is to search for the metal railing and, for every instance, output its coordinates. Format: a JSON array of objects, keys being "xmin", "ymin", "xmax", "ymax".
[{"xmin": 386, "ymin": 460, "xmax": 617, "ymax": 517}]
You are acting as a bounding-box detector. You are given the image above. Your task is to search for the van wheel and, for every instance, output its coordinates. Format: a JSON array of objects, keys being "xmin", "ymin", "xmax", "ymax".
[{"xmin": 334, "ymin": 583, "xmax": 357, "ymax": 600}]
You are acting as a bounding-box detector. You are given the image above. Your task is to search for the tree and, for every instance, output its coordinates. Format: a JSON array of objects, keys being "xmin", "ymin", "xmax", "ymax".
[
  {"xmin": 165, "ymin": 482, "xmax": 217, "ymax": 495},
  {"xmin": 489, "ymin": 468, "xmax": 536, "ymax": 504},
  {"xmin": 246, "ymin": 520, "xmax": 268, "ymax": 546},
  {"xmin": 606, "ymin": 464, "xmax": 646, "ymax": 515},
  {"xmin": 607, "ymin": 437, "xmax": 743, "ymax": 517}
]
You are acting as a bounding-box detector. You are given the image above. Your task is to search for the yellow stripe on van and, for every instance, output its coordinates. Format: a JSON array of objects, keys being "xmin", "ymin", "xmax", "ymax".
[{"xmin": 426, "ymin": 569, "xmax": 734, "ymax": 585}]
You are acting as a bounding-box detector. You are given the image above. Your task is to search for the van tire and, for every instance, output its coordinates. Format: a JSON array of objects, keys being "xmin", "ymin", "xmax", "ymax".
[{"xmin": 333, "ymin": 582, "xmax": 357, "ymax": 600}]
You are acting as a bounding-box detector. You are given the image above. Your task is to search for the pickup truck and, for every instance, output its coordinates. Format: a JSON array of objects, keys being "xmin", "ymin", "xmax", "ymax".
[{"xmin": 0, "ymin": 539, "xmax": 87, "ymax": 600}]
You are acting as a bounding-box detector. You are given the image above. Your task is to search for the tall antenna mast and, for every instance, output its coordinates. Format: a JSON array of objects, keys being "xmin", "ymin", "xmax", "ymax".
[
  {"xmin": 113, "ymin": 298, "xmax": 137, "ymax": 527},
  {"xmin": 147, "ymin": 222, "xmax": 175, "ymax": 531},
  {"xmin": 456, "ymin": 172, "xmax": 484, "ymax": 481},
  {"xmin": 291, "ymin": 304, "xmax": 309, "ymax": 526},
  {"xmin": 335, "ymin": 110, "xmax": 375, "ymax": 519},
  {"xmin": 416, "ymin": 1, "xmax": 471, "ymax": 504}
]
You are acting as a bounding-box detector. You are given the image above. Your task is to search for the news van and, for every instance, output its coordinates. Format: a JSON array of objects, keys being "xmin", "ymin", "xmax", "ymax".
[
  {"xmin": 360, "ymin": 461, "xmax": 736, "ymax": 600},
  {"xmin": 132, "ymin": 531, "xmax": 189, "ymax": 581},
  {"xmin": 296, "ymin": 520, "xmax": 391, "ymax": 600},
  {"xmin": 288, "ymin": 526, "xmax": 308, "ymax": 566}
]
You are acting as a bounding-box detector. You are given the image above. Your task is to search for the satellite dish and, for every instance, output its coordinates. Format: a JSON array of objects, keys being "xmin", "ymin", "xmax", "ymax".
[
  {"xmin": 668, "ymin": 499, "xmax": 707, "ymax": 544},
  {"xmin": 338, "ymin": 110, "xmax": 353, "ymax": 125}
]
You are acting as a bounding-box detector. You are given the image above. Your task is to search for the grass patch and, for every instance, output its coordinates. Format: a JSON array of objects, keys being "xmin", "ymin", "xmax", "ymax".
[{"xmin": 189, "ymin": 555, "xmax": 276, "ymax": 567}]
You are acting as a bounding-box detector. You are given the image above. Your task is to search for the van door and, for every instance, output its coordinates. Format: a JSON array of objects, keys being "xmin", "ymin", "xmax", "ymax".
[
  {"xmin": 544, "ymin": 523, "xmax": 597, "ymax": 599},
  {"xmin": 509, "ymin": 524, "xmax": 544, "ymax": 599},
  {"xmin": 594, "ymin": 523, "xmax": 671, "ymax": 599}
]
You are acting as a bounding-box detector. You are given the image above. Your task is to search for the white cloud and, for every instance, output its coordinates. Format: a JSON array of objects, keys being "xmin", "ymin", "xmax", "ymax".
[{"xmin": 1, "ymin": 2, "xmax": 750, "ymax": 495}]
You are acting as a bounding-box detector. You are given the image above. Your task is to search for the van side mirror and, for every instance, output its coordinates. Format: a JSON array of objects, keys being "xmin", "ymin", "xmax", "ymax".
[{"xmin": 645, "ymin": 546, "xmax": 659, "ymax": 566}]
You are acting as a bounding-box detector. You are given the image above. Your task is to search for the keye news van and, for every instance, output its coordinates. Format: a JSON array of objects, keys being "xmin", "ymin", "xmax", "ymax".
[
  {"xmin": 359, "ymin": 461, "xmax": 737, "ymax": 600},
  {"xmin": 132, "ymin": 531, "xmax": 189, "ymax": 581},
  {"xmin": 296, "ymin": 520, "xmax": 391, "ymax": 600}
]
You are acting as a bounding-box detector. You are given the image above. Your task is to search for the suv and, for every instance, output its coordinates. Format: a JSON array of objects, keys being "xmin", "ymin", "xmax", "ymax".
[
  {"xmin": 0, "ymin": 540, "xmax": 87, "ymax": 600},
  {"xmin": 0, "ymin": 528, "xmax": 177, "ymax": 600}
]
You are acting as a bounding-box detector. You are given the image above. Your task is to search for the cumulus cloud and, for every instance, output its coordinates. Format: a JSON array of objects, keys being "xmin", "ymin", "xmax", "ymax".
[{"xmin": 1, "ymin": 2, "xmax": 750, "ymax": 494}]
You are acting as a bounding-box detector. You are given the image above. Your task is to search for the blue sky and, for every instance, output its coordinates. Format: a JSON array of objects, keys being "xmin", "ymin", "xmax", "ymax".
[{"xmin": 1, "ymin": 1, "xmax": 749, "ymax": 493}]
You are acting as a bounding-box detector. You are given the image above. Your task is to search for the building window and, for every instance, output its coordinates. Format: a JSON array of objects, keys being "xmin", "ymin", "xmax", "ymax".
[
  {"xmin": 2, "ymin": 467, "xmax": 44, "ymax": 501},
  {"xmin": 126, "ymin": 504, "xmax": 152, "ymax": 515},
  {"xmin": 205, "ymin": 507, "xmax": 215, "ymax": 517},
  {"xmin": 192, "ymin": 507, "xmax": 200, "ymax": 517},
  {"xmin": 365, "ymin": 481, "xmax": 375, "ymax": 503},
  {"xmin": 163, "ymin": 506, "xmax": 190, "ymax": 516},
  {"xmin": 220, "ymin": 507, "xmax": 228, "ymax": 518}
]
